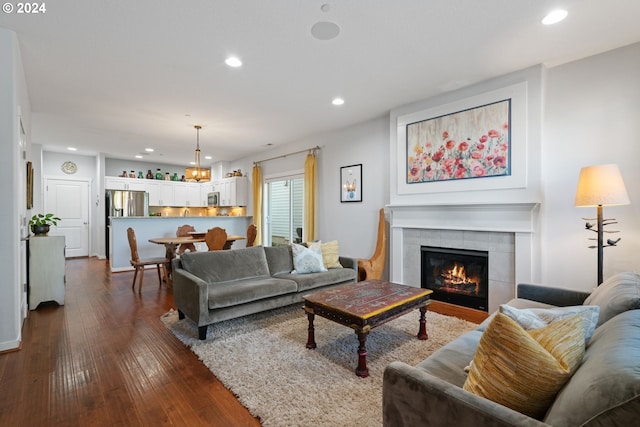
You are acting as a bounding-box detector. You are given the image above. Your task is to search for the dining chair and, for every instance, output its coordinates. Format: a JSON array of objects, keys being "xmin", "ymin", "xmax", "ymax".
[
  {"xmin": 176, "ymin": 224, "xmax": 197, "ymax": 255},
  {"xmin": 246, "ymin": 224, "xmax": 257, "ymax": 247},
  {"xmin": 127, "ymin": 227, "xmax": 169, "ymax": 293},
  {"xmin": 205, "ymin": 227, "xmax": 228, "ymax": 251}
]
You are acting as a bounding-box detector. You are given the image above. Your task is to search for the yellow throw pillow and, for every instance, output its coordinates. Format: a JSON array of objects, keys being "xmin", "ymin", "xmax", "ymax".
[
  {"xmin": 320, "ymin": 240, "xmax": 343, "ymax": 269},
  {"xmin": 463, "ymin": 312, "xmax": 585, "ymax": 420}
]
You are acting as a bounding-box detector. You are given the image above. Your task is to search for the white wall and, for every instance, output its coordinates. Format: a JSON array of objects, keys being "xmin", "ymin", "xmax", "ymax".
[
  {"xmin": 542, "ymin": 42, "xmax": 640, "ymax": 289},
  {"xmin": 230, "ymin": 115, "xmax": 390, "ymax": 265},
  {"xmin": 0, "ymin": 29, "xmax": 30, "ymax": 351},
  {"xmin": 104, "ymin": 158, "xmax": 188, "ymax": 179}
]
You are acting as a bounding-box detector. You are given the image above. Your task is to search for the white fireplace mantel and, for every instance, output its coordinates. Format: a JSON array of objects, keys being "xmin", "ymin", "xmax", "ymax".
[
  {"xmin": 388, "ymin": 203, "xmax": 541, "ymax": 308},
  {"xmin": 389, "ymin": 202, "xmax": 539, "ymax": 233}
]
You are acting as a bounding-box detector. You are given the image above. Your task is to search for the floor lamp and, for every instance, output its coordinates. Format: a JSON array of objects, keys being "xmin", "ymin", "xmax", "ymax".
[{"xmin": 574, "ymin": 164, "xmax": 630, "ymax": 285}]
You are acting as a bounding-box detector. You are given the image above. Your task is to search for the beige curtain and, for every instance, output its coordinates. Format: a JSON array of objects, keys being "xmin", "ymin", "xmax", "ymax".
[
  {"xmin": 304, "ymin": 152, "xmax": 317, "ymax": 241},
  {"xmin": 252, "ymin": 164, "xmax": 263, "ymax": 246}
]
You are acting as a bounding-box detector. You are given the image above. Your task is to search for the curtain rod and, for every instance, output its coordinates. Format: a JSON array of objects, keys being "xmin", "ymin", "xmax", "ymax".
[{"xmin": 253, "ymin": 146, "xmax": 320, "ymax": 165}]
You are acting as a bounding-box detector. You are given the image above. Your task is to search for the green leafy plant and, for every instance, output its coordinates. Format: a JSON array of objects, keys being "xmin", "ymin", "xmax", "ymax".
[{"xmin": 29, "ymin": 213, "xmax": 61, "ymax": 227}]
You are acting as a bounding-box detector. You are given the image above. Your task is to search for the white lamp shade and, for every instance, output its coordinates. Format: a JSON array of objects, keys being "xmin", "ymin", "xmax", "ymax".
[{"xmin": 575, "ymin": 164, "xmax": 630, "ymax": 207}]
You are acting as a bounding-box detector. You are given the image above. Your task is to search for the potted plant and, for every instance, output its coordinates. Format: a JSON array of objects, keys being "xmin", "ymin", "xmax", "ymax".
[{"xmin": 29, "ymin": 213, "xmax": 61, "ymax": 236}]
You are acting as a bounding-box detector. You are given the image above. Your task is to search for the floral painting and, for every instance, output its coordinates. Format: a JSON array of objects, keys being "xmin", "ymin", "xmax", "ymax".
[{"xmin": 406, "ymin": 99, "xmax": 511, "ymax": 183}]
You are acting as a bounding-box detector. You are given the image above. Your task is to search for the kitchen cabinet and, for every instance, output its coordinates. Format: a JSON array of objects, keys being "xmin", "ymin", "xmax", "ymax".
[
  {"xmin": 200, "ymin": 183, "xmax": 213, "ymax": 206},
  {"xmin": 146, "ymin": 181, "xmax": 174, "ymax": 206},
  {"xmin": 29, "ymin": 235, "xmax": 65, "ymax": 309},
  {"xmin": 173, "ymin": 182, "xmax": 188, "ymax": 206},
  {"xmin": 172, "ymin": 182, "xmax": 202, "ymax": 206},
  {"xmin": 104, "ymin": 177, "xmax": 146, "ymax": 191},
  {"xmin": 217, "ymin": 177, "xmax": 248, "ymax": 206},
  {"xmin": 173, "ymin": 182, "xmax": 202, "ymax": 207},
  {"xmin": 220, "ymin": 179, "xmax": 232, "ymax": 206},
  {"xmin": 103, "ymin": 176, "xmax": 229, "ymax": 207}
]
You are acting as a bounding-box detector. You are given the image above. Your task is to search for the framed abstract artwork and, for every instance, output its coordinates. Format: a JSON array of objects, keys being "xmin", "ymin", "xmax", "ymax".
[
  {"xmin": 340, "ymin": 164, "xmax": 362, "ymax": 202},
  {"xmin": 406, "ymin": 99, "xmax": 511, "ymax": 184}
]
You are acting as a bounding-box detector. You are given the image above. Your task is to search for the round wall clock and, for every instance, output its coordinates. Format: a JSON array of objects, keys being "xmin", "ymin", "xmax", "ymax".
[{"xmin": 61, "ymin": 161, "xmax": 77, "ymax": 174}]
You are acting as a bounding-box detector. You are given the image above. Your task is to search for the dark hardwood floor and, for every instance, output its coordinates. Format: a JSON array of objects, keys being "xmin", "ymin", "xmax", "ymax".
[
  {"xmin": 0, "ymin": 257, "xmax": 486, "ymax": 426},
  {"xmin": 0, "ymin": 257, "xmax": 261, "ymax": 427}
]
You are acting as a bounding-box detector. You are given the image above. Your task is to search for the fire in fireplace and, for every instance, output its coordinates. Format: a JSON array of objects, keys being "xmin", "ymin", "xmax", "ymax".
[{"xmin": 421, "ymin": 246, "xmax": 489, "ymax": 311}]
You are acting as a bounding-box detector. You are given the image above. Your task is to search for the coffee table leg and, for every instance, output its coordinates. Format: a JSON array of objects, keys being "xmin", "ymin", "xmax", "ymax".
[
  {"xmin": 417, "ymin": 306, "xmax": 429, "ymax": 340},
  {"xmin": 356, "ymin": 331, "xmax": 369, "ymax": 378},
  {"xmin": 306, "ymin": 312, "xmax": 317, "ymax": 349}
]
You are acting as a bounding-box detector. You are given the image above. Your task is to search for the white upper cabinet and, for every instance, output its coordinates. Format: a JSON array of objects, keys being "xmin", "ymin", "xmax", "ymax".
[
  {"xmin": 174, "ymin": 182, "xmax": 202, "ymax": 206},
  {"xmin": 104, "ymin": 176, "xmax": 246, "ymax": 207},
  {"xmin": 104, "ymin": 177, "xmax": 146, "ymax": 191},
  {"xmin": 146, "ymin": 181, "xmax": 174, "ymax": 206},
  {"xmin": 217, "ymin": 177, "xmax": 248, "ymax": 206}
]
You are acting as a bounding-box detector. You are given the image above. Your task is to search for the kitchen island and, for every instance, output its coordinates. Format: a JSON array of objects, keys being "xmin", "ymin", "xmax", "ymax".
[{"xmin": 109, "ymin": 216, "xmax": 253, "ymax": 272}]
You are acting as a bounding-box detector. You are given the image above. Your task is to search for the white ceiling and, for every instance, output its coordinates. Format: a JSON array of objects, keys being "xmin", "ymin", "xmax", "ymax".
[{"xmin": 2, "ymin": 0, "xmax": 640, "ymax": 166}]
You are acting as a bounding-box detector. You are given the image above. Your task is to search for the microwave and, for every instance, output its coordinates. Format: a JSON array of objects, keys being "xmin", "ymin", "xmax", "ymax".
[{"xmin": 207, "ymin": 192, "xmax": 220, "ymax": 207}]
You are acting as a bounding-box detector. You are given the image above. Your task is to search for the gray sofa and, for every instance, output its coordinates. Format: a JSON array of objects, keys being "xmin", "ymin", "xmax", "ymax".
[
  {"xmin": 172, "ymin": 245, "xmax": 357, "ymax": 339},
  {"xmin": 383, "ymin": 272, "xmax": 640, "ymax": 426}
]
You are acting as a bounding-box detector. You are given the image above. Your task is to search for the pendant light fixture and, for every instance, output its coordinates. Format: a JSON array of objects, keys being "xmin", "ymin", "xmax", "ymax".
[{"xmin": 185, "ymin": 125, "xmax": 211, "ymax": 182}]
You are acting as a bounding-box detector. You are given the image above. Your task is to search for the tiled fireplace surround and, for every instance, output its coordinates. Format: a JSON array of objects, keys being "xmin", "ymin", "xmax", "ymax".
[{"xmin": 389, "ymin": 203, "xmax": 539, "ymax": 313}]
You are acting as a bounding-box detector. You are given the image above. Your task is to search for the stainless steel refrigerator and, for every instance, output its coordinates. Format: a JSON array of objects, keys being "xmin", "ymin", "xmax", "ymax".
[{"xmin": 105, "ymin": 190, "xmax": 149, "ymax": 258}]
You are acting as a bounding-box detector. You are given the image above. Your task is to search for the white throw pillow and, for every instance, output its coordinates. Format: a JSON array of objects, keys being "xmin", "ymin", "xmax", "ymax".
[
  {"xmin": 291, "ymin": 242, "xmax": 327, "ymax": 274},
  {"xmin": 499, "ymin": 304, "xmax": 600, "ymax": 344}
]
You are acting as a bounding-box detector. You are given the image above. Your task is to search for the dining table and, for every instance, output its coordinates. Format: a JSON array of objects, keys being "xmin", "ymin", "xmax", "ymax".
[{"xmin": 148, "ymin": 234, "xmax": 246, "ymax": 284}]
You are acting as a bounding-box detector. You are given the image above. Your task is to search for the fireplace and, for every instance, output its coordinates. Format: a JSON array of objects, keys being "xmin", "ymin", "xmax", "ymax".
[{"xmin": 421, "ymin": 246, "xmax": 489, "ymax": 311}]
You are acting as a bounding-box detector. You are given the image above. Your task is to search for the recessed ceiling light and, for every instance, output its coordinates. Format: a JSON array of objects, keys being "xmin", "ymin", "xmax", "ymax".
[
  {"xmin": 332, "ymin": 97, "xmax": 345, "ymax": 106},
  {"xmin": 225, "ymin": 56, "xmax": 242, "ymax": 67},
  {"xmin": 189, "ymin": 161, "xmax": 196, "ymax": 165},
  {"xmin": 145, "ymin": 148, "xmax": 154, "ymax": 152},
  {"xmin": 135, "ymin": 155, "xmax": 143, "ymax": 159},
  {"xmin": 67, "ymin": 147, "xmax": 77, "ymax": 151},
  {"xmin": 204, "ymin": 155, "xmax": 212, "ymax": 160},
  {"xmin": 542, "ymin": 9, "xmax": 568, "ymax": 25}
]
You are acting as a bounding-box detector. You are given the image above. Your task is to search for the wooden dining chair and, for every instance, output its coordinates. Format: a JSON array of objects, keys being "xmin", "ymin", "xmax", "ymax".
[
  {"xmin": 205, "ymin": 227, "xmax": 227, "ymax": 251},
  {"xmin": 176, "ymin": 224, "xmax": 197, "ymax": 255},
  {"xmin": 246, "ymin": 224, "xmax": 257, "ymax": 247},
  {"xmin": 127, "ymin": 227, "xmax": 169, "ymax": 293}
]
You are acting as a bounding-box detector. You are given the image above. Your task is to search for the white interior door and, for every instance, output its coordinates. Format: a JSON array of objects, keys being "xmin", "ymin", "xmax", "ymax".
[{"xmin": 45, "ymin": 178, "xmax": 90, "ymax": 257}]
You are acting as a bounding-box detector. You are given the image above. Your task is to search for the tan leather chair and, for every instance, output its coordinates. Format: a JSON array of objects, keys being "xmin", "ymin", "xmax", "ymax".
[
  {"xmin": 127, "ymin": 227, "xmax": 169, "ymax": 292},
  {"xmin": 205, "ymin": 227, "xmax": 227, "ymax": 251},
  {"xmin": 176, "ymin": 224, "xmax": 197, "ymax": 255},
  {"xmin": 246, "ymin": 224, "xmax": 257, "ymax": 247}
]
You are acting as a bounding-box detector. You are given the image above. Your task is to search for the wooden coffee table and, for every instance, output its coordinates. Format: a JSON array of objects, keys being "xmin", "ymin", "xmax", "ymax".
[{"xmin": 303, "ymin": 279, "xmax": 433, "ymax": 377}]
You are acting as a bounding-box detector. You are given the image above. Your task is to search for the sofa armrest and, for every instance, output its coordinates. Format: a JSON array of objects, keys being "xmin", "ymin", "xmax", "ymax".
[
  {"xmin": 172, "ymin": 260, "xmax": 210, "ymax": 326},
  {"xmin": 339, "ymin": 256, "xmax": 358, "ymax": 282},
  {"xmin": 516, "ymin": 283, "xmax": 590, "ymax": 307},
  {"xmin": 383, "ymin": 361, "xmax": 548, "ymax": 427}
]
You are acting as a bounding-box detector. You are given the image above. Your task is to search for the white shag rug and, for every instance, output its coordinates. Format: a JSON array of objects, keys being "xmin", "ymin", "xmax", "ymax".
[{"xmin": 161, "ymin": 304, "xmax": 476, "ymax": 427}]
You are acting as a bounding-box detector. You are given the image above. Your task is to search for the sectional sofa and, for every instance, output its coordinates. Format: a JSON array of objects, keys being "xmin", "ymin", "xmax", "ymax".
[
  {"xmin": 172, "ymin": 244, "xmax": 357, "ymax": 339},
  {"xmin": 383, "ymin": 272, "xmax": 640, "ymax": 426}
]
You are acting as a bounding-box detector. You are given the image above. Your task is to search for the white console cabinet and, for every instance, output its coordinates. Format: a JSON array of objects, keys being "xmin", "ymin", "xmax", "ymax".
[{"xmin": 29, "ymin": 235, "xmax": 65, "ymax": 309}]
